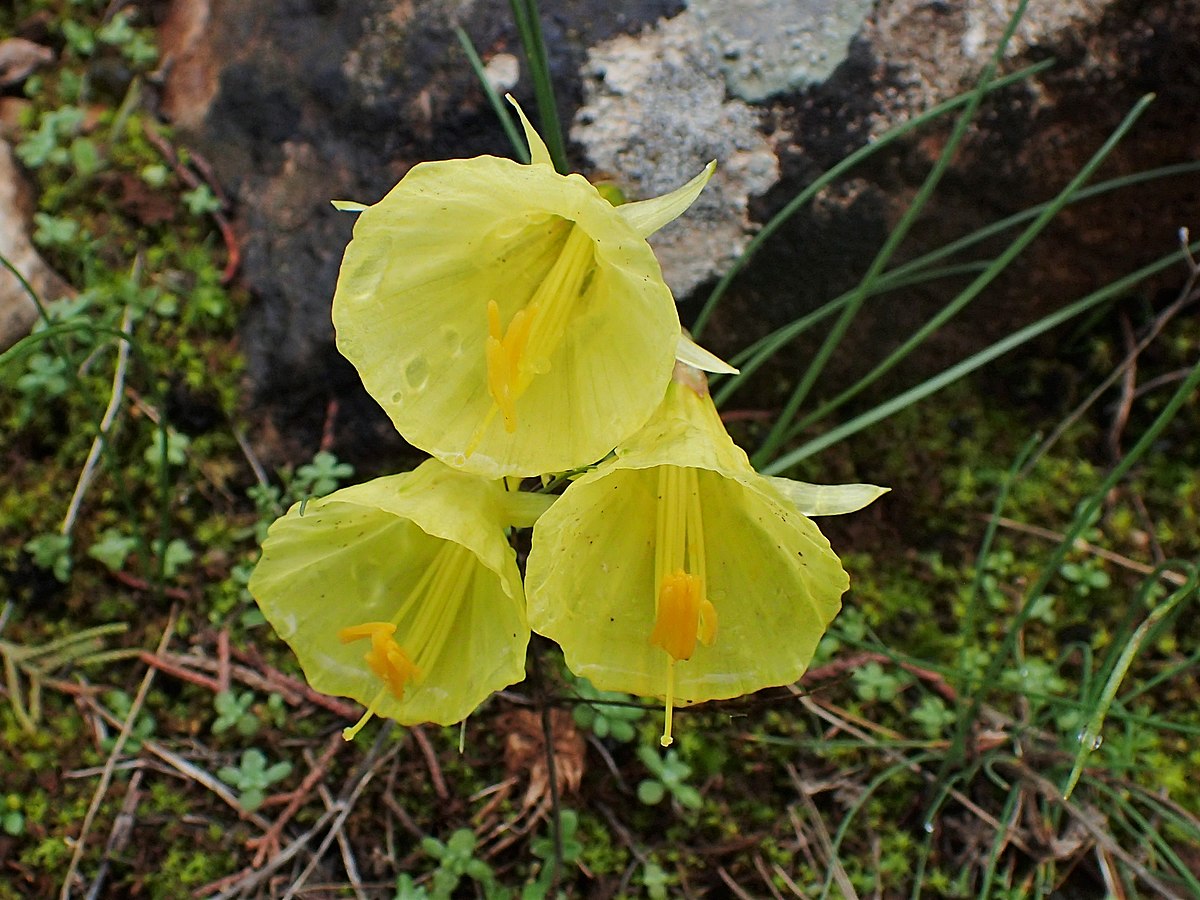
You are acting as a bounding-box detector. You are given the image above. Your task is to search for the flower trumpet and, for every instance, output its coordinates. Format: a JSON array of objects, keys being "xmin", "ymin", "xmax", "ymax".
[
  {"xmin": 332, "ymin": 99, "xmax": 716, "ymax": 478},
  {"xmin": 525, "ymin": 363, "xmax": 887, "ymax": 746},
  {"xmin": 248, "ymin": 459, "xmax": 551, "ymax": 736}
]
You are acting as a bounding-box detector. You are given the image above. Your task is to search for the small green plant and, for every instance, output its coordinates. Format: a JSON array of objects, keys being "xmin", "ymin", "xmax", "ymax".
[
  {"xmin": 97, "ymin": 11, "xmax": 159, "ymax": 66},
  {"xmin": 909, "ymin": 694, "xmax": 956, "ymax": 739},
  {"xmin": 419, "ymin": 828, "xmax": 497, "ymax": 899},
  {"xmin": 16, "ymin": 352, "xmax": 69, "ymax": 405},
  {"xmin": 636, "ymin": 746, "xmax": 701, "ymax": 811},
  {"xmin": 392, "ymin": 874, "xmax": 429, "ymax": 899},
  {"xmin": 851, "ymin": 660, "xmax": 909, "ymax": 703},
  {"xmin": 570, "ymin": 676, "xmax": 644, "ymax": 742},
  {"xmin": 264, "ymin": 693, "xmax": 287, "ymax": 728},
  {"xmin": 641, "ymin": 860, "xmax": 671, "ymax": 899},
  {"xmin": 293, "ymin": 451, "xmax": 354, "ymax": 499},
  {"xmin": 211, "ymin": 690, "xmax": 259, "ymax": 737},
  {"xmin": 23, "ymin": 533, "xmax": 72, "ymax": 583},
  {"xmin": 3, "ymin": 795, "xmax": 25, "ymax": 838},
  {"xmin": 100, "ymin": 690, "xmax": 156, "ymax": 753},
  {"xmin": 143, "ymin": 428, "xmax": 190, "ymax": 469},
  {"xmin": 1059, "ymin": 558, "xmax": 1111, "ymax": 596},
  {"xmin": 32, "ymin": 213, "xmax": 82, "ymax": 248},
  {"xmin": 182, "ymin": 184, "xmax": 221, "ymax": 217},
  {"xmin": 217, "ymin": 749, "xmax": 292, "ymax": 812},
  {"xmin": 525, "ymin": 809, "xmax": 583, "ymax": 898},
  {"xmin": 998, "ymin": 657, "xmax": 1067, "ymax": 707},
  {"xmin": 15, "ymin": 105, "xmax": 84, "ymax": 169},
  {"xmin": 160, "ymin": 538, "xmax": 194, "ymax": 579},
  {"xmin": 87, "ymin": 529, "xmax": 139, "ymax": 573}
]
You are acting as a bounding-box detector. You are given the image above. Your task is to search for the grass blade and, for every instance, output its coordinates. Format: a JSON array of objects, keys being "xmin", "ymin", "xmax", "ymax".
[
  {"xmin": 761, "ymin": 236, "xmax": 1200, "ymax": 472},
  {"xmin": 712, "ymin": 161, "xmax": 1200, "ymax": 408},
  {"xmin": 508, "ymin": 0, "xmax": 567, "ymax": 173},
  {"xmin": 1061, "ymin": 565, "xmax": 1198, "ymax": 799},
  {"xmin": 752, "ymin": 0, "xmax": 1033, "ymax": 464},
  {"xmin": 772, "ymin": 94, "xmax": 1156, "ymax": 451}
]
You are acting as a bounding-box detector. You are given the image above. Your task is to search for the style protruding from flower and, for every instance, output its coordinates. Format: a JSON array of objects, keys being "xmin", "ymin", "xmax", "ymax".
[
  {"xmin": 248, "ymin": 459, "xmax": 552, "ymax": 735},
  {"xmin": 525, "ymin": 362, "xmax": 887, "ymax": 746},
  {"xmin": 332, "ymin": 97, "xmax": 719, "ymax": 478}
]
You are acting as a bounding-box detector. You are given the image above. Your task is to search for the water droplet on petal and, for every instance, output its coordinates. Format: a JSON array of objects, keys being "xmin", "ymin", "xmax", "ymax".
[
  {"xmin": 441, "ymin": 327, "xmax": 462, "ymax": 358},
  {"xmin": 405, "ymin": 357, "xmax": 429, "ymax": 391}
]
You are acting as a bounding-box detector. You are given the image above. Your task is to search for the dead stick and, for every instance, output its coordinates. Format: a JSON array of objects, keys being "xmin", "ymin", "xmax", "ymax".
[
  {"xmin": 410, "ymin": 725, "xmax": 448, "ymax": 800},
  {"xmin": 137, "ymin": 650, "xmax": 221, "ymax": 692},
  {"xmin": 247, "ymin": 731, "xmax": 345, "ymax": 868}
]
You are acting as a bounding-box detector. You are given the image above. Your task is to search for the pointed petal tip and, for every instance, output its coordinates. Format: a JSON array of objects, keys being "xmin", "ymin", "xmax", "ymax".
[
  {"xmin": 331, "ymin": 199, "xmax": 368, "ymax": 212},
  {"xmin": 616, "ymin": 160, "xmax": 718, "ymax": 238},
  {"xmin": 505, "ymin": 94, "xmax": 554, "ymax": 168},
  {"xmin": 675, "ymin": 334, "xmax": 739, "ymax": 375},
  {"xmin": 767, "ymin": 479, "xmax": 890, "ymax": 516}
]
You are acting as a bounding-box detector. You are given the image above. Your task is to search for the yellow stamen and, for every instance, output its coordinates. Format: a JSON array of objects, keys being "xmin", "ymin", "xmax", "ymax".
[
  {"xmin": 661, "ymin": 660, "xmax": 676, "ymax": 748},
  {"xmin": 651, "ymin": 571, "xmax": 704, "ymax": 661},
  {"xmin": 336, "ymin": 543, "xmax": 476, "ymax": 739},
  {"xmin": 651, "ymin": 572, "xmax": 718, "ymax": 747},
  {"xmin": 477, "ymin": 223, "xmax": 595, "ymax": 439},
  {"xmin": 337, "ymin": 621, "xmax": 420, "ymax": 741},
  {"xmin": 341, "ymin": 686, "xmax": 387, "ymax": 741},
  {"xmin": 485, "ymin": 299, "xmax": 535, "ymax": 433},
  {"xmin": 650, "ymin": 467, "xmax": 717, "ymax": 747}
]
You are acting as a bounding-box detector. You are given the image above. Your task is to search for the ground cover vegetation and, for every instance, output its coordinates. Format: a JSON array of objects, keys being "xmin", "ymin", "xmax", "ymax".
[{"xmin": 2, "ymin": 0, "xmax": 1198, "ymax": 897}]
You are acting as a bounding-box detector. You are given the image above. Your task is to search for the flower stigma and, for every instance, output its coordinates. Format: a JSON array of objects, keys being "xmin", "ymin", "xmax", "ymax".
[
  {"xmin": 650, "ymin": 465, "xmax": 716, "ymax": 746},
  {"xmin": 471, "ymin": 221, "xmax": 596, "ymax": 452}
]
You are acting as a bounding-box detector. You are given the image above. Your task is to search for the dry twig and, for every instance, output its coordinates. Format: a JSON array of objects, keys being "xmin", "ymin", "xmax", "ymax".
[
  {"xmin": 247, "ymin": 730, "xmax": 345, "ymax": 867},
  {"xmin": 60, "ymin": 609, "xmax": 177, "ymax": 899}
]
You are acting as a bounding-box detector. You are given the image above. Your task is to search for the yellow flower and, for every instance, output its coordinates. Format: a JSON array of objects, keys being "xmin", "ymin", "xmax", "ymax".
[
  {"xmin": 248, "ymin": 459, "xmax": 551, "ymax": 736},
  {"xmin": 524, "ymin": 363, "xmax": 887, "ymax": 746},
  {"xmin": 332, "ymin": 99, "xmax": 716, "ymax": 478}
]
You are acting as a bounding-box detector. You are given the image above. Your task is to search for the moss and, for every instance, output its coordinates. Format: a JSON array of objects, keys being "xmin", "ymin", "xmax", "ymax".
[{"xmin": 136, "ymin": 845, "xmax": 236, "ymax": 897}]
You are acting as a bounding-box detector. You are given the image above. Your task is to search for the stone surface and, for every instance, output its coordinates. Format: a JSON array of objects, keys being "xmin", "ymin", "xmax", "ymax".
[
  {"xmin": 689, "ymin": 0, "xmax": 876, "ymax": 101},
  {"xmin": 574, "ymin": 11, "xmax": 779, "ymax": 299},
  {"xmin": 0, "ymin": 139, "xmax": 71, "ymax": 351},
  {"xmin": 0, "ymin": 37, "xmax": 54, "ymax": 87}
]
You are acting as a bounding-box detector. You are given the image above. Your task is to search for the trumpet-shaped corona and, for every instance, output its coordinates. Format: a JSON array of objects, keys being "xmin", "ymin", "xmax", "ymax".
[
  {"xmin": 526, "ymin": 363, "xmax": 887, "ymax": 746},
  {"xmin": 332, "ymin": 98, "xmax": 719, "ymax": 478},
  {"xmin": 248, "ymin": 459, "xmax": 547, "ymax": 732}
]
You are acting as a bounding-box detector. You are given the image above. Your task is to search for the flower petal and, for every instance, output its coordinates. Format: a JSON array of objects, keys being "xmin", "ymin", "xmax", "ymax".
[
  {"xmin": 617, "ymin": 161, "xmax": 715, "ymax": 238},
  {"xmin": 675, "ymin": 333, "xmax": 739, "ymax": 375},
  {"xmin": 526, "ymin": 464, "xmax": 846, "ymax": 702},
  {"xmin": 506, "ymin": 94, "xmax": 554, "ymax": 168},
  {"xmin": 766, "ymin": 478, "xmax": 890, "ymax": 516}
]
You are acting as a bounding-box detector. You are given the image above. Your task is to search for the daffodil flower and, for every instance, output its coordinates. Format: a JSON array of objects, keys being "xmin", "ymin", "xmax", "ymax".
[
  {"xmin": 332, "ymin": 98, "xmax": 720, "ymax": 478},
  {"xmin": 525, "ymin": 363, "xmax": 887, "ymax": 746},
  {"xmin": 248, "ymin": 459, "xmax": 552, "ymax": 736}
]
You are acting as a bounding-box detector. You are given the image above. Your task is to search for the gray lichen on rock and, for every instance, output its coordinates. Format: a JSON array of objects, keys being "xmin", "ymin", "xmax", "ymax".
[
  {"xmin": 573, "ymin": 11, "xmax": 780, "ymax": 300},
  {"xmin": 689, "ymin": 0, "xmax": 875, "ymax": 101}
]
